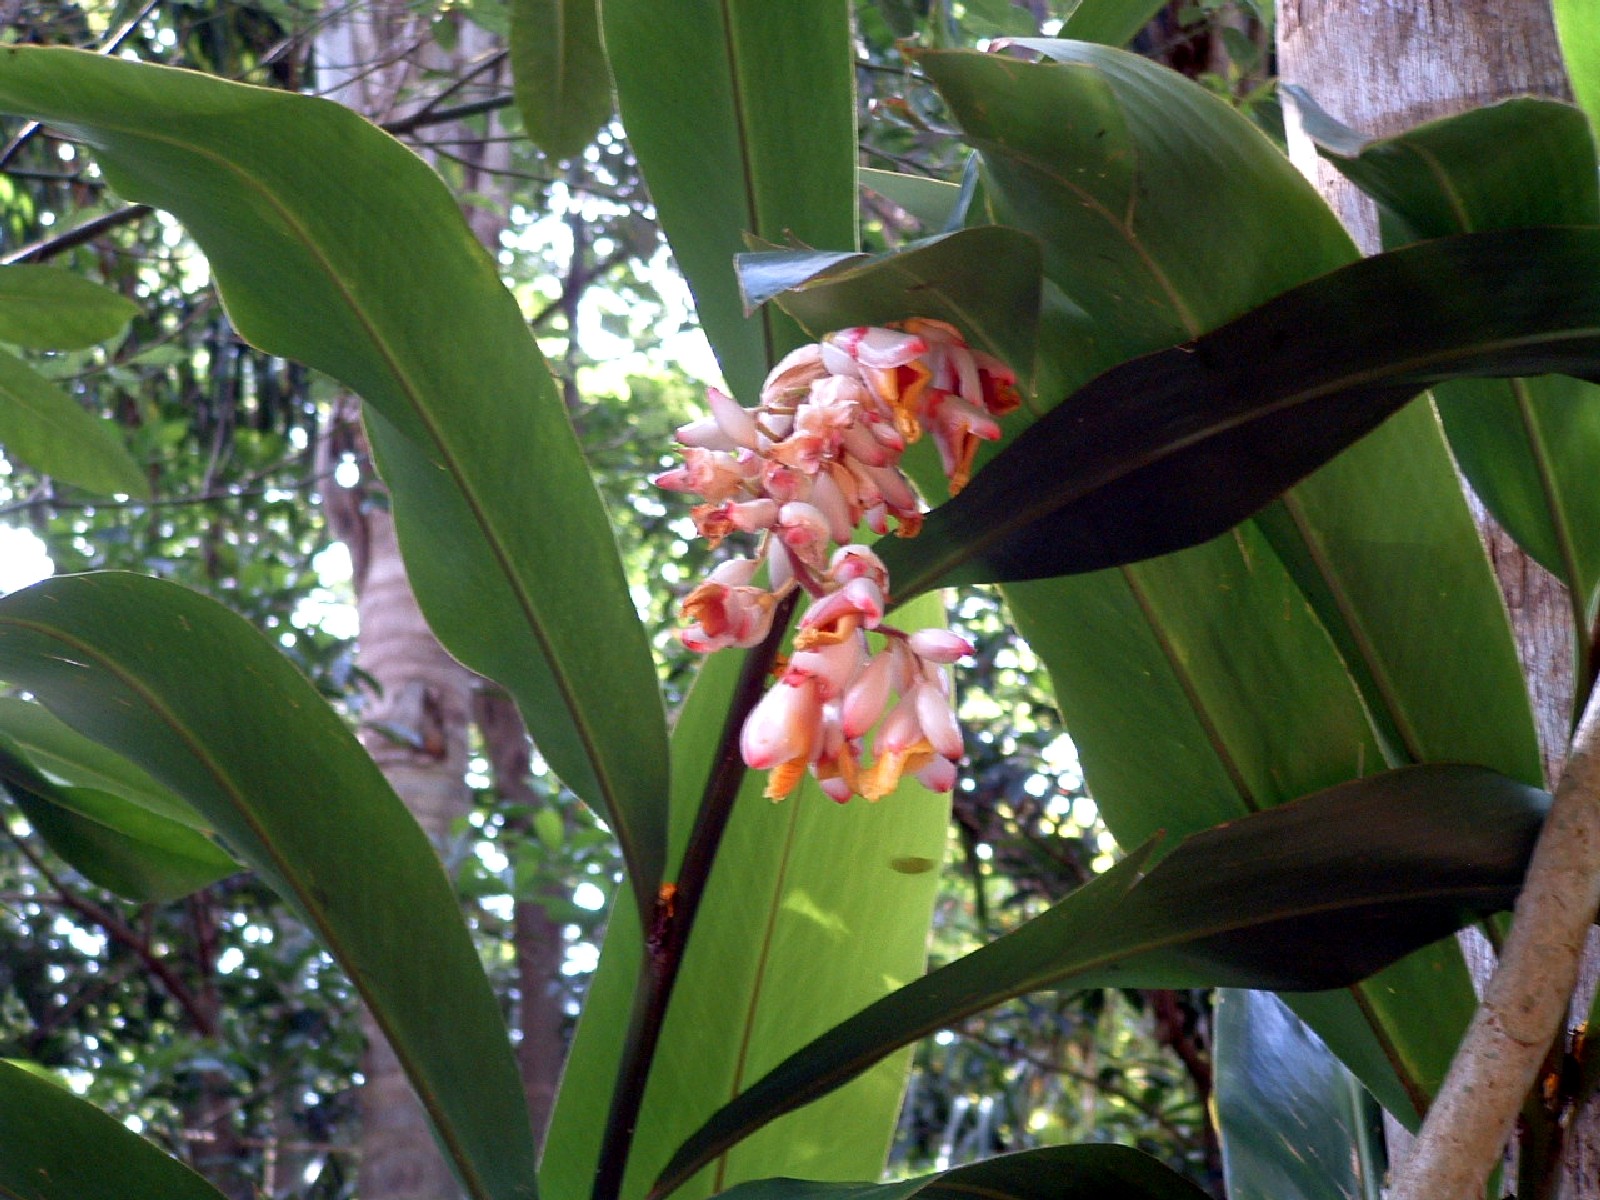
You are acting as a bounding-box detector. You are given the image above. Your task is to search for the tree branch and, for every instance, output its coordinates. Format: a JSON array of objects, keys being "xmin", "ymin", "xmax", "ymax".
[{"xmin": 1391, "ymin": 682, "xmax": 1600, "ymax": 1200}]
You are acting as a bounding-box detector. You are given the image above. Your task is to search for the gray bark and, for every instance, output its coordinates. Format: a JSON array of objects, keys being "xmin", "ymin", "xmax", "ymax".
[{"xmin": 1278, "ymin": 1, "xmax": 1591, "ymax": 1192}]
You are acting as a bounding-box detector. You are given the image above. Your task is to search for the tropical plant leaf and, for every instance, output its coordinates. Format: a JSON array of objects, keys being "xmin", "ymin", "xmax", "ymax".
[
  {"xmin": 653, "ymin": 765, "xmax": 1548, "ymax": 1193},
  {"xmin": 602, "ymin": 0, "xmax": 856, "ymax": 401},
  {"xmin": 1215, "ymin": 989, "xmax": 1384, "ymax": 1200},
  {"xmin": 877, "ymin": 226, "xmax": 1600, "ymax": 596},
  {"xmin": 0, "ymin": 695, "xmax": 204, "ymax": 828},
  {"xmin": 0, "ymin": 264, "xmax": 139, "ymax": 348},
  {"xmin": 1058, "ymin": 0, "xmax": 1170, "ymax": 47},
  {"xmin": 0, "ymin": 733, "xmax": 237, "ymax": 901},
  {"xmin": 736, "ymin": 227, "xmax": 1042, "ymax": 391},
  {"xmin": 510, "ymin": 0, "xmax": 612, "ymax": 160},
  {"xmin": 0, "ymin": 573, "xmax": 536, "ymax": 1200},
  {"xmin": 1290, "ymin": 89, "xmax": 1600, "ymax": 629},
  {"xmin": 0, "ymin": 44, "xmax": 669, "ymax": 902},
  {"xmin": 1554, "ymin": 0, "xmax": 1600, "ymax": 145},
  {"xmin": 859, "ymin": 167, "xmax": 963, "ymax": 232},
  {"xmin": 0, "ymin": 1059, "xmax": 229, "ymax": 1200},
  {"xmin": 714, "ymin": 1145, "xmax": 1211, "ymax": 1200},
  {"xmin": 0, "ymin": 344, "xmax": 148, "ymax": 496},
  {"xmin": 543, "ymin": 594, "xmax": 951, "ymax": 1200}
]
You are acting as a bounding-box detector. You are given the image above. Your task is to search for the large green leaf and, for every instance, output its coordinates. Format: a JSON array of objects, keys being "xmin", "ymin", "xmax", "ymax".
[
  {"xmin": 0, "ymin": 344, "xmax": 148, "ymax": 496},
  {"xmin": 0, "ymin": 45, "xmax": 669, "ymax": 900},
  {"xmin": 1058, "ymin": 0, "xmax": 1169, "ymax": 47},
  {"xmin": 0, "ymin": 1059, "xmax": 229, "ymax": 1200},
  {"xmin": 0, "ymin": 574, "xmax": 536, "ymax": 1200},
  {"xmin": 0, "ymin": 733, "xmax": 237, "ymax": 902},
  {"xmin": 543, "ymin": 594, "xmax": 951, "ymax": 1200},
  {"xmin": 1554, "ymin": 0, "xmax": 1600, "ymax": 146},
  {"xmin": 1291, "ymin": 91, "xmax": 1600, "ymax": 631},
  {"xmin": 876, "ymin": 227, "xmax": 1600, "ymax": 599},
  {"xmin": 0, "ymin": 264, "xmax": 138, "ymax": 349},
  {"xmin": 603, "ymin": 0, "xmax": 856, "ymax": 401},
  {"xmin": 653, "ymin": 766, "xmax": 1548, "ymax": 1192},
  {"xmin": 1215, "ymin": 990, "xmax": 1384, "ymax": 1200},
  {"xmin": 0, "ymin": 695, "xmax": 204, "ymax": 828},
  {"xmin": 510, "ymin": 0, "xmax": 612, "ymax": 161},
  {"xmin": 714, "ymin": 1145, "xmax": 1211, "ymax": 1200}
]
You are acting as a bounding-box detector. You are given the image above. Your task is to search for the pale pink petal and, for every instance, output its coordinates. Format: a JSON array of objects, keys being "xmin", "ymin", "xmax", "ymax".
[
  {"xmin": 907, "ymin": 628, "xmax": 974, "ymax": 663},
  {"xmin": 741, "ymin": 680, "xmax": 821, "ymax": 769},
  {"xmin": 915, "ymin": 681, "xmax": 964, "ymax": 759},
  {"xmin": 675, "ymin": 417, "xmax": 737, "ymax": 450},
  {"xmin": 707, "ymin": 386, "xmax": 760, "ymax": 450},
  {"xmin": 875, "ymin": 691, "xmax": 923, "ymax": 754},
  {"xmin": 842, "ymin": 650, "xmax": 895, "ymax": 738},
  {"xmin": 915, "ymin": 756, "xmax": 959, "ymax": 793}
]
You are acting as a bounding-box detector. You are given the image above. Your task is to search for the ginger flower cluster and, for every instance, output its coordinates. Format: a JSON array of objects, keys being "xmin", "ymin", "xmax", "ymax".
[{"xmin": 655, "ymin": 318, "xmax": 1020, "ymax": 802}]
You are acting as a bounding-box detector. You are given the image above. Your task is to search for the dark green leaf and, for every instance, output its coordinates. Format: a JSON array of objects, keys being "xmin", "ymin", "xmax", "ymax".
[
  {"xmin": 0, "ymin": 573, "xmax": 536, "ymax": 1200},
  {"xmin": 510, "ymin": 0, "xmax": 612, "ymax": 160},
  {"xmin": 715, "ymin": 1145, "xmax": 1211, "ymax": 1200},
  {"xmin": 0, "ymin": 1059, "xmax": 229, "ymax": 1200},
  {"xmin": 1057, "ymin": 1, "xmax": 1169, "ymax": 47},
  {"xmin": 0, "ymin": 45, "xmax": 669, "ymax": 902},
  {"xmin": 1215, "ymin": 990, "xmax": 1384, "ymax": 1200},
  {"xmin": 1290, "ymin": 90, "xmax": 1600, "ymax": 622},
  {"xmin": 653, "ymin": 766, "xmax": 1547, "ymax": 1192},
  {"xmin": 0, "ymin": 733, "xmax": 237, "ymax": 901},
  {"xmin": 737, "ymin": 227, "xmax": 1042, "ymax": 391},
  {"xmin": 603, "ymin": 0, "xmax": 856, "ymax": 401},
  {"xmin": 879, "ymin": 226, "xmax": 1600, "ymax": 595},
  {"xmin": 0, "ymin": 264, "xmax": 139, "ymax": 349},
  {"xmin": 0, "ymin": 345, "xmax": 148, "ymax": 497}
]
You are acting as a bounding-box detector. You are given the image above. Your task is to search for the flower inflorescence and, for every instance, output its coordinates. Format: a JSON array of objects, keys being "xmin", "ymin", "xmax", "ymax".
[{"xmin": 655, "ymin": 319, "xmax": 1020, "ymax": 802}]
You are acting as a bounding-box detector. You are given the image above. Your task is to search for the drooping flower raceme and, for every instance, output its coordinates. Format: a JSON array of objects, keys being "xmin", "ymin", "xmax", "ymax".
[{"xmin": 655, "ymin": 319, "xmax": 1020, "ymax": 802}]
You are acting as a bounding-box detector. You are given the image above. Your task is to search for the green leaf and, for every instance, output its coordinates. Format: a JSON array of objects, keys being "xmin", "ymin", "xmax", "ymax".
[
  {"xmin": 653, "ymin": 765, "xmax": 1548, "ymax": 1192},
  {"xmin": 510, "ymin": 0, "xmax": 612, "ymax": 160},
  {"xmin": 0, "ymin": 264, "xmax": 139, "ymax": 349},
  {"xmin": 543, "ymin": 594, "xmax": 952, "ymax": 1200},
  {"xmin": 859, "ymin": 168, "xmax": 963, "ymax": 232},
  {"xmin": 878, "ymin": 226, "xmax": 1600, "ymax": 596},
  {"xmin": 0, "ymin": 733, "xmax": 237, "ymax": 902},
  {"xmin": 1058, "ymin": 1, "xmax": 1169, "ymax": 47},
  {"xmin": 603, "ymin": 0, "xmax": 857, "ymax": 401},
  {"xmin": 736, "ymin": 227, "xmax": 1042, "ymax": 392},
  {"xmin": 0, "ymin": 573, "xmax": 536, "ymax": 1200},
  {"xmin": 714, "ymin": 1145, "xmax": 1211, "ymax": 1200},
  {"xmin": 0, "ymin": 1059, "xmax": 229, "ymax": 1200},
  {"xmin": 0, "ymin": 344, "xmax": 148, "ymax": 497},
  {"xmin": 0, "ymin": 45, "xmax": 669, "ymax": 901},
  {"xmin": 1291, "ymin": 91, "xmax": 1600, "ymax": 626},
  {"xmin": 1554, "ymin": 0, "xmax": 1600, "ymax": 147},
  {"xmin": 0, "ymin": 695, "xmax": 205, "ymax": 828},
  {"xmin": 1215, "ymin": 990, "xmax": 1384, "ymax": 1200}
]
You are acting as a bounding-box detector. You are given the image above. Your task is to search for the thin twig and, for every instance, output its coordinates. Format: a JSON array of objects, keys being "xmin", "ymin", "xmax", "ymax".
[
  {"xmin": 1391, "ymin": 682, "xmax": 1600, "ymax": 1200},
  {"xmin": 1, "ymin": 204, "xmax": 154, "ymax": 266}
]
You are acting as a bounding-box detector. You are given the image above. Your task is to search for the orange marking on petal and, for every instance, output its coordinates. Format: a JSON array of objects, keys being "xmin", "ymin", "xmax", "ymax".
[{"xmin": 765, "ymin": 758, "xmax": 807, "ymax": 801}]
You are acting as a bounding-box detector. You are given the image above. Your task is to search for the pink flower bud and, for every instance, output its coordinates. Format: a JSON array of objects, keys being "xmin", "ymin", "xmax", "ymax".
[
  {"xmin": 915, "ymin": 681, "xmax": 964, "ymax": 760},
  {"xmin": 707, "ymin": 386, "xmax": 760, "ymax": 450},
  {"xmin": 842, "ymin": 650, "xmax": 895, "ymax": 738},
  {"xmin": 907, "ymin": 628, "xmax": 973, "ymax": 664},
  {"xmin": 741, "ymin": 679, "xmax": 822, "ymax": 770}
]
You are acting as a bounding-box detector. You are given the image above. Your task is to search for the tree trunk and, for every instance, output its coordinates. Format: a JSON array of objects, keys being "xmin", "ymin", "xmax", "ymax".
[
  {"xmin": 315, "ymin": 11, "xmax": 514, "ymax": 1197},
  {"xmin": 1277, "ymin": 2, "xmax": 1592, "ymax": 1191}
]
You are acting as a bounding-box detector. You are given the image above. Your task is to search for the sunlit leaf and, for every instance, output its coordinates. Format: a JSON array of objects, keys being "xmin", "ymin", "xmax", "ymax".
[
  {"xmin": 0, "ymin": 345, "xmax": 148, "ymax": 497},
  {"xmin": 0, "ymin": 264, "xmax": 139, "ymax": 349}
]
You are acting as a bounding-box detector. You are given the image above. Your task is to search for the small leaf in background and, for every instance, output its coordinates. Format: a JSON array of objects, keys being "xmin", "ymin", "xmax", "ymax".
[
  {"xmin": 858, "ymin": 168, "xmax": 964, "ymax": 233},
  {"xmin": 0, "ymin": 573, "xmax": 537, "ymax": 1200},
  {"xmin": 653, "ymin": 765, "xmax": 1547, "ymax": 1191},
  {"xmin": 510, "ymin": 0, "xmax": 612, "ymax": 161},
  {"xmin": 0, "ymin": 264, "xmax": 139, "ymax": 349},
  {"xmin": 715, "ymin": 1145, "xmax": 1211, "ymax": 1200},
  {"xmin": 0, "ymin": 1059, "xmax": 230, "ymax": 1200},
  {"xmin": 1215, "ymin": 990, "xmax": 1385, "ymax": 1200},
  {"xmin": 0, "ymin": 732, "xmax": 238, "ymax": 902},
  {"xmin": 0, "ymin": 345, "xmax": 149, "ymax": 497},
  {"xmin": 1058, "ymin": 0, "xmax": 1171, "ymax": 47}
]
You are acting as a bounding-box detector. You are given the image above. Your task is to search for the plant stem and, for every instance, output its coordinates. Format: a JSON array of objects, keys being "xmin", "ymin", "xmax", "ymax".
[
  {"xmin": 1390, "ymin": 681, "xmax": 1600, "ymax": 1200},
  {"xmin": 589, "ymin": 592, "xmax": 798, "ymax": 1200}
]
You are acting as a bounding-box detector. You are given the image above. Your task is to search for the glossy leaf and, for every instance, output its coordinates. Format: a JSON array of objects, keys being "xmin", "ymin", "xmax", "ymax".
[
  {"xmin": 0, "ymin": 573, "xmax": 536, "ymax": 1200},
  {"xmin": 0, "ymin": 264, "xmax": 139, "ymax": 349},
  {"xmin": 1554, "ymin": 0, "xmax": 1600, "ymax": 146},
  {"xmin": 1291, "ymin": 90, "xmax": 1600, "ymax": 625},
  {"xmin": 0, "ymin": 344, "xmax": 148, "ymax": 497},
  {"xmin": 603, "ymin": 0, "xmax": 856, "ymax": 401},
  {"xmin": 654, "ymin": 766, "xmax": 1548, "ymax": 1192},
  {"xmin": 0, "ymin": 695, "xmax": 204, "ymax": 828},
  {"xmin": 0, "ymin": 1059, "xmax": 229, "ymax": 1200},
  {"xmin": 859, "ymin": 167, "xmax": 963, "ymax": 232},
  {"xmin": 715, "ymin": 1145, "xmax": 1211, "ymax": 1200},
  {"xmin": 736, "ymin": 227, "xmax": 1042, "ymax": 391},
  {"xmin": 543, "ymin": 594, "xmax": 951, "ymax": 1200},
  {"xmin": 878, "ymin": 227, "xmax": 1600, "ymax": 596},
  {"xmin": 1215, "ymin": 990, "xmax": 1384, "ymax": 1200},
  {"xmin": 0, "ymin": 45, "xmax": 669, "ymax": 900},
  {"xmin": 1058, "ymin": 0, "xmax": 1169, "ymax": 47},
  {"xmin": 0, "ymin": 734, "xmax": 237, "ymax": 902},
  {"xmin": 510, "ymin": 0, "xmax": 612, "ymax": 160}
]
